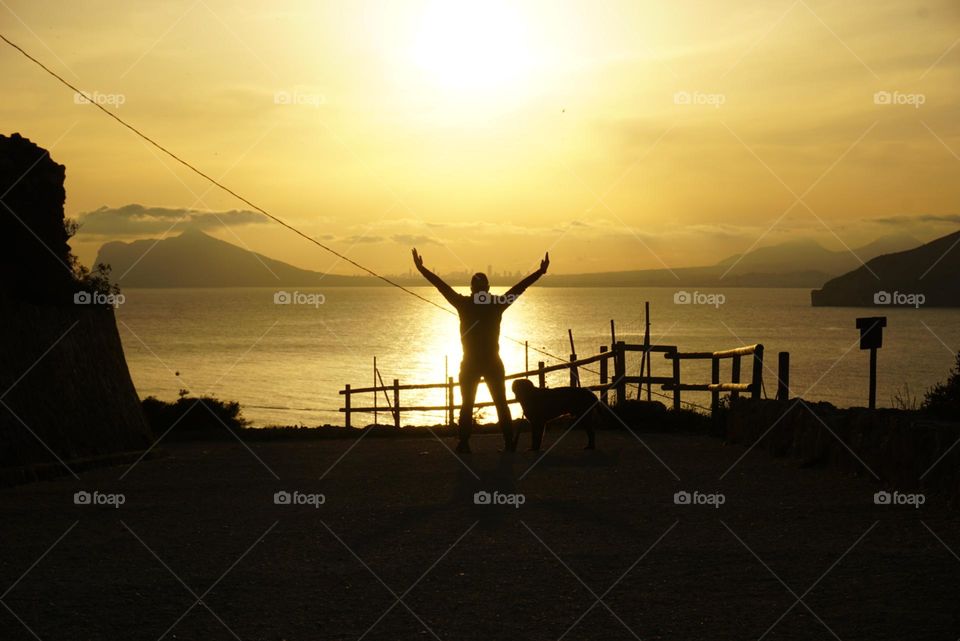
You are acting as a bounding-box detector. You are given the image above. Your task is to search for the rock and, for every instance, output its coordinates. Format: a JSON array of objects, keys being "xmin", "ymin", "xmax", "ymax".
[{"xmin": 0, "ymin": 132, "xmax": 76, "ymax": 304}]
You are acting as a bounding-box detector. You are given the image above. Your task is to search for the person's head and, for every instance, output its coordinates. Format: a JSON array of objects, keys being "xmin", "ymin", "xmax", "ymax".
[{"xmin": 470, "ymin": 272, "xmax": 489, "ymax": 293}]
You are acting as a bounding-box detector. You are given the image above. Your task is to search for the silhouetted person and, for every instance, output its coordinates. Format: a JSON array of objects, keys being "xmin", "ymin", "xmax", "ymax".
[{"xmin": 412, "ymin": 249, "xmax": 549, "ymax": 453}]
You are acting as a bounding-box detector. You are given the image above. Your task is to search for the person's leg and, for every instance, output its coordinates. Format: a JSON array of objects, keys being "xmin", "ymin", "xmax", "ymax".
[
  {"xmin": 458, "ymin": 363, "xmax": 480, "ymax": 453},
  {"xmin": 485, "ymin": 359, "xmax": 514, "ymax": 451}
]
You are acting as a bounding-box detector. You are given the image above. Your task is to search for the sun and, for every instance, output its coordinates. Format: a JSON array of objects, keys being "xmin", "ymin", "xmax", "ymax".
[{"xmin": 409, "ymin": 1, "xmax": 536, "ymax": 93}]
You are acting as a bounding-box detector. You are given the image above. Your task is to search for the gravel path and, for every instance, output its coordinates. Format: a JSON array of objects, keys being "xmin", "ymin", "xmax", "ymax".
[{"xmin": 1, "ymin": 429, "xmax": 957, "ymax": 640}]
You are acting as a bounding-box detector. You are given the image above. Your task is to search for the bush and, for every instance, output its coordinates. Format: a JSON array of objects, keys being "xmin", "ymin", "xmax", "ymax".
[
  {"xmin": 141, "ymin": 395, "xmax": 248, "ymax": 435},
  {"xmin": 923, "ymin": 352, "xmax": 960, "ymax": 421},
  {"xmin": 66, "ymin": 219, "xmax": 121, "ymax": 303}
]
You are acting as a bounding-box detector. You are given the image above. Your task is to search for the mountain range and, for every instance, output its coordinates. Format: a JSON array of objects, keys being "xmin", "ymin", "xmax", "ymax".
[
  {"xmin": 96, "ymin": 229, "xmax": 367, "ymax": 287},
  {"xmin": 95, "ymin": 228, "xmax": 924, "ymax": 289}
]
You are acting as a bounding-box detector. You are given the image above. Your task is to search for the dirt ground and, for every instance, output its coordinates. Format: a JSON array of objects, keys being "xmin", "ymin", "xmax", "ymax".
[{"xmin": 1, "ymin": 428, "xmax": 958, "ymax": 641}]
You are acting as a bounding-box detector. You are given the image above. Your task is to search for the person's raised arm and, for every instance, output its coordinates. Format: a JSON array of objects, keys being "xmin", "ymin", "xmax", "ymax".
[
  {"xmin": 504, "ymin": 252, "xmax": 549, "ymax": 303},
  {"xmin": 412, "ymin": 248, "xmax": 461, "ymax": 307}
]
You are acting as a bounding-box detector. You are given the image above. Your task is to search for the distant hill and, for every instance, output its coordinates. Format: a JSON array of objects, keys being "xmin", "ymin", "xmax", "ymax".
[
  {"xmin": 96, "ymin": 229, "xmax": 368, "ymax": 287},
  {"xmin": 95, "ymin": 229, "xmax": 925, "ymax": 289},
  {"xmin": 544, "ymin": 233, "xmax": 920, "ymax": 288},
  {"xmin": 811, "ymin": 230, "xmax": 960, "ymax": 307},
  {"xmin": 713, "ymin": 234, "xmax": 919, "ymax": 276}
]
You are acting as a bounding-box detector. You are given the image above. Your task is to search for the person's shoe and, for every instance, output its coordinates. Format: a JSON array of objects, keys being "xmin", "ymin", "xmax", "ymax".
[
  {"xmin": 455, "ymin": 441, "xmax": 472, "ymax": 454},
  {"xmin": 502, "ymin": 428, "xmax": 515, "ymax": 452}
]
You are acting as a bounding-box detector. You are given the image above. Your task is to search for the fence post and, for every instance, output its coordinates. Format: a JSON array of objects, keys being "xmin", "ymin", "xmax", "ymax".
[
  {"xmin": 777, "ymin": 351, "xmax": 790, "ymax": 401},
  {"xmin": 711, "ymin": 356, "xmax": 720, "ymax": 415},
  {"xmin": 752, "ymin": 344, "xmax": 765, "ymax": 400},
  {"xmin": 344, "ymin": 384, "xmax": 351, "ymax": 428},
  {"xmin": 599, "ymin": 345, "xmax": 609, "ymax": 406},
  {"xmin": 538, "ymin": 361, "xmax": 546, "ymax": 388},
  {"xmin": 670, "ymin": 352, "xmax": 681, "ymax": 411},
  {"xmin": 393, "ymin": 378, "xmax": 400, "ymax": 428},
  {"xmin": 730, "ymin": 355, "xmax": 741, "ymax": 403},
  {"xmin": 639, "ymin": 301, "xmax": 651, "ymax": 400},
  {"xmin": 567, "ymin": 329, "xmax": 579, "ymax": 387},
  {"xmin": 447, "ymin": 376, "xmax": 455, "ymax": 425},
  {"xmin": 614, "ymin": 341, "xmax": 626, "ymax": 405}
]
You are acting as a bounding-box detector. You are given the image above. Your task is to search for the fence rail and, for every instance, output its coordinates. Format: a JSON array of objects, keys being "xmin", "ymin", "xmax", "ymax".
[
  {"xmin": 662, "ymin": 343, "xmax": 764, "ymax": 413},
  {"xmin": 340, "ymin": 341, "xmax": 781, "ymax": 428}
]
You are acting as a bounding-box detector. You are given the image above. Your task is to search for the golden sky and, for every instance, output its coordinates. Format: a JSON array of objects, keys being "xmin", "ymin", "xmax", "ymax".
[{"xmin": 2, "ymin": 0, "xmax": 959, "ymax": 275}]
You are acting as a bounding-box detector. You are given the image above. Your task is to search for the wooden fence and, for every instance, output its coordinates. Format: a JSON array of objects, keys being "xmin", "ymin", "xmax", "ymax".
[
  {"xmin": 662, "ymin": 344, "xmax": 766, "ymax": 411},
  {"xmin": 340, "ymin": 342, "xmax": 780, "ymax": 428}
]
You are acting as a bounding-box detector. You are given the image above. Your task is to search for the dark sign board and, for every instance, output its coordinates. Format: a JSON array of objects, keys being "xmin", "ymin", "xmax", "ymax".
[{"xmin": 855, "ymin": 316, "xmax": 887, "ymax": 350}]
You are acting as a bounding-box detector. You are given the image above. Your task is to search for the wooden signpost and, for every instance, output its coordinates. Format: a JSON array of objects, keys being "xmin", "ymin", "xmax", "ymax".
[{"xmin": 855, "ymin": 316, "xmax": 887, "ymax": 410}]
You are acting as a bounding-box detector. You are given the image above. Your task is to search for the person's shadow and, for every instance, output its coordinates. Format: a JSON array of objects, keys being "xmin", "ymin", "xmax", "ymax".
[
  {"xmin": 445, "ymin": 450, "xmax": 525, "ymax": 529},
  {"xmin": 449, "ymin": 442, "xmax": 636, "ymax": 535},
  {"xmin": 357, "ymin": 439, "xmax": 634, "ymax": 547}
]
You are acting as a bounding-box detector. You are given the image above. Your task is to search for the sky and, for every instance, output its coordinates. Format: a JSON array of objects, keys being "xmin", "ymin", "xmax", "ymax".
[{"xmin": 2, "ymin": 0, "xmax": 959, "ymax": 276}]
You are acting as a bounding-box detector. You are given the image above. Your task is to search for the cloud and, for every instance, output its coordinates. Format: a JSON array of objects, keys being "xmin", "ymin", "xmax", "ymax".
[
  {"xmin": 338, "ymin": 234, "xmax": 384, "ymax": 244},
  {"xmin": 77, "ymin": 203, "xmax": 268, "ymax": 236},
  {"xmin": 872, "ymin": 214, "xmax": 960, "ymax": 225},
  {"xmin": 365, "ymin": 216, "xmax": 765, "ymax": 244},
  {"xmin": 390, "ymin": 234, "xmax": 440, "ymax": 246}
]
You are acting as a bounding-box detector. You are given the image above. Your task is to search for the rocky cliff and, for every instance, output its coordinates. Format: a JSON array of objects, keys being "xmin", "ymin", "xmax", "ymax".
[{"xmin": 0, "ymin": 133, "xmax": 151, "ymax": 481}]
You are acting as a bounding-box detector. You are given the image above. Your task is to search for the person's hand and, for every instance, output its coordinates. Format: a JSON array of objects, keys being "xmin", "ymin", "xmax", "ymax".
[
  {"xmin": 540, "ymin": 252, "xmax": 550, "ymax": 274},
  {"xmin": 412, "ymin": 248, "xmax": 424, "ymax": 270}
]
